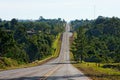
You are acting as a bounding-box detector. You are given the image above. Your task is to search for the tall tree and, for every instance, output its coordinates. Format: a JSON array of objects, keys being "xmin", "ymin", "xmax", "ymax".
[{"xmin": 71, "ymin": 27, "xmax": 87, "ymax": 63}]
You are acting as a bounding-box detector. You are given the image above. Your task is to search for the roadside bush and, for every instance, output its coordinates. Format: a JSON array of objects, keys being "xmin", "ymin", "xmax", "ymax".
[{"xmin": 0, "ymin": 57, "xmax": 18, "ymax": 68}]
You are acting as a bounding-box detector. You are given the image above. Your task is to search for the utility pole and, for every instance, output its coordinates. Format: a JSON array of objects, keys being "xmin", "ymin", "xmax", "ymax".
[{"xmin": 94, "ymin": 5, "xmax": 96, "ymax": 19}]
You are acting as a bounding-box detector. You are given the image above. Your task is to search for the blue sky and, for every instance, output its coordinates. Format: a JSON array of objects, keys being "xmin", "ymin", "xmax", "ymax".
[{"xmin": 0, "ymin": 0, "xmax": 120, "ymax": 21}]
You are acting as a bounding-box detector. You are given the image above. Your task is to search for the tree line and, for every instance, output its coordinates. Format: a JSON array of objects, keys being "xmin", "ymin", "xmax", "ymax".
[
  {"xmin": 0, "ymin": 17, "xmax": 65, "ymax": 64},
  {"xmin": 71, "ymin": 16, "xmax": 120, "ymax": 63}
]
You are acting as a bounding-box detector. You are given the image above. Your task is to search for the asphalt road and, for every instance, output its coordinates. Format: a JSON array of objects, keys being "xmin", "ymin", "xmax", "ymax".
[{"xmin": 0, "ymin": 24, "xmax": 90, "ymax": 80}]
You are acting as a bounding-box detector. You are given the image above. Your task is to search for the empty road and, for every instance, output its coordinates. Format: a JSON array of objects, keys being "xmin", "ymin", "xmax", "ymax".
[{"xmin": 0, "ymin": 24, "xmax": 90, "ymax": 80}]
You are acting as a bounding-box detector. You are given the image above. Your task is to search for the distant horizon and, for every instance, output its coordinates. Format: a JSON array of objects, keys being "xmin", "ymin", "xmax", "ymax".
[{"xmin": 0, "ymin": 15, "xmax": 119, "ymax": 22}]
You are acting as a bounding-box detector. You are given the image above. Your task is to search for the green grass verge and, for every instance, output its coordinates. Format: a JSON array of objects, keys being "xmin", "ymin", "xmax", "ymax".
[
  {"xmin": 0, "ymin": 33, "xmax": 62, "ymax": 71},
  {"xmin": 73, "ymin": 62, "xmax": 120, "ymax": 80},
  {"xmin": 52, "ymin": 33, "xmax": 62, "ymax": 58},
  {"xmin": 70, "ymin": 52, "xmax": 74, "ymax": 61},
  {"xmin": 70, "ymin": 52, "xmax": 120, "ymax": 80},
  {"xmin": 73, "ymin": 32, "xmax": 77, "ymax": 38},
  {"xmin": 0, "ymin": 56, "xmax": 53, "ymax": 71}
]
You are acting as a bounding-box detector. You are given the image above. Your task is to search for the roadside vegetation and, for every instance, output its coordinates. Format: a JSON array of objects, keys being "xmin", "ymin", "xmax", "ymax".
[
  {"xmin": 52, "ymin": 33, "xmax": 62, "ymax": 58},
  {"xmin": 0, "ymin": 17, "xmax": 65, "ymax": 70},
  {"xmin": 73, "ymin": 62, "xmax": 120, "ymax": 80},
  {"xmin": 70, "ymin": 16, "xmax": 120, "ymax": 80}
]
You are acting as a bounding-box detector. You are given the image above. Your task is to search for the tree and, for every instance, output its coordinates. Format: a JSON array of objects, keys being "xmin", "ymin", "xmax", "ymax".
[
  {"xmin": 71, "ymin": 16, "xmax": 120, "ymax": 63},
  {"xmin": 14, "ymin": 26, "xmax": 28, "ymax": 44},
  {"xmin": 10, "ymin": 18, "xmax": 18, "ymax": 30},
  {"xmin": 4, "ymin": 22, "xmax": 10, "ymax": 29},
  {"xmin": 0, "ymin": 18, "xmax": 2, "ymax": 22},
  {"xmin": 0, "ymin": 29, "xmax": 29, "ymax": 63},
  {"xmin": 71, "ymin": 27, "xmax": 87, "ymax": 63},
  {"xmin": 11, "ymin": 18, "xmax": 18, "ymax": 25},
  {"xmin": 0, "ymin": 17, "xmax": 65, "ymax": 64}
]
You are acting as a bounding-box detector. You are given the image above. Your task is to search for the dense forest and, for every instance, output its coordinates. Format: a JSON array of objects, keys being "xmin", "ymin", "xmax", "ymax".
[
  {"xmin": 71, "ymin": 16, "xmax": 120, "ymax": 63},
  {"xmin": 0, "ymin": 17, "xmax": 65, "ymax": 67}
]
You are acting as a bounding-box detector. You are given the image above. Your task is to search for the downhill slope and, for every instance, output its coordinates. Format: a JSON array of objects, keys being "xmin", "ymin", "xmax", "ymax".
[{"xmin": 0, "ymin": 24, "xmax": 90, "ymax": 80}]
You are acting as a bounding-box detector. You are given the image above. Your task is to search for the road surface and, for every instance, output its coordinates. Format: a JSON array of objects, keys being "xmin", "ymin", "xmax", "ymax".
[{"xmin": 0, "ymin": 24, "xmax": 90, "ymax": 80}]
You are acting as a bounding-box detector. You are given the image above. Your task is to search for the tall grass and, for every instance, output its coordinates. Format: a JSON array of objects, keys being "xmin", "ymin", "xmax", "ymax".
[{"xmin": 0, "ymin": 57, "xmax": 18, "ymax": 70}]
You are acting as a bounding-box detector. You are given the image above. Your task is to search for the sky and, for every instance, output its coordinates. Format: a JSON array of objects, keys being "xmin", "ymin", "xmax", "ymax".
[{"xmin": 0, "ymin": 0, "xmax": 120, "ymax": 21}]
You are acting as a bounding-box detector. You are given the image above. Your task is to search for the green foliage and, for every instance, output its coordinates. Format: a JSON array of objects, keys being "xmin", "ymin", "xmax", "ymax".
[
  {"xmin": 0, "ymin": 17, "xmax": 65, "ymax": 66},
  {"xmin": 102, "ymin": 63, "xmax": 120, "ymax": 71},
  {"xmin": 71, "ymin": 16, "xmax": 120, "ymax": 63},
  {"xmin": 0, "ymin": 57, "xmax": 18, "ymax": 68},
  {"xmin": 73, "ymin": 62, "xmax": 120, "ymax": 80},
  {"xmin": 71, "ymin": 27, "xmax": 87, "ymax": 62},
  {"xmin": 10, "ymin": 18, "xmax": 18, "ymax": 30},
  {"xmin": 0, "ymin": 29, "xmax": 29, "ymax": 63}
]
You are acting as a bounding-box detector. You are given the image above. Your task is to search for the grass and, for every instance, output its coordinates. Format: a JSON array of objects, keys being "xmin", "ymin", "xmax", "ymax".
[
  {"xmin": 52, "ymin": 33, "xmax": 62, "ymax": 58},
  {"xmin": 70, "ymin": 52, "xmax": 74, "ymax": 61},
  {"xmin": 73, "ymin": 32, "xmax": 77, "ymax": 38},
  {"xmin": 73, "ymin": 62, "xmax": 120, "ymax": 80},
  {"xmin": 52, "ymin": 33, "xmax": 61, "ymax": 49},
  {"xmin": 70, "ymin": 52, "xmax": 120, "ymax": 80},
  {"xmin": 0, "ymin": 56, "xmax": 52, "ymax": 71},
  {"xmin": 70, "ymin": 31, "xmax": 120, "ymax": 80},
  {"xmin": 0, "ymin": 33, "xmax": 62, "ymax": 71},
  {"xmin": 0, "ymin": 57, "xmax": 19, "ymax": 70}
]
